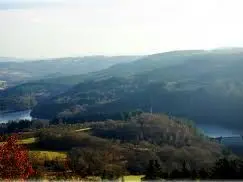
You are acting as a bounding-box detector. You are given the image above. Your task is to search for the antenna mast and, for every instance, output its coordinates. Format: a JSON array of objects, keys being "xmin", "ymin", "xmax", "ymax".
[{"xmin": 150, "ymin": 94, "xmax": 153, "ymax": 115}]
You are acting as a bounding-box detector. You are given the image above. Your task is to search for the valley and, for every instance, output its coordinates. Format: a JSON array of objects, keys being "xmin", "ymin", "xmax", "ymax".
[
  {"xmin": 1, "ymin": 48, "xmax": 243, "ymax": 180},
  {"xmin": 2, "ymin": 0, "xmax": 243, "ymax": 179},
  {"xmin": 21, "ymin": 49, "xmax": 243, "ymax": 132},
  {"xmin": 2, "ymin": 49, "xmax": 243, "ymax": 131}
]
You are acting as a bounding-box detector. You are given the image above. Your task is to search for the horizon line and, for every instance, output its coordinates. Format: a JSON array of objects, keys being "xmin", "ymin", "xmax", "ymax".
[{"xmin": 1, "ymin": 46, "xmax": 243, "ymax": 61}]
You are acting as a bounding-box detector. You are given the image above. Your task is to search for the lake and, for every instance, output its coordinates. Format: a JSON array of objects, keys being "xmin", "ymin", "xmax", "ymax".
[
  {"xmin": 0, "ymin": 110, "xmax": 32, "ymax": 123},
  {"xmin": 196, "ymin": 123, "xmax": 241, "ymax": 138},
  {"xmin": 0, "ymin": 111, "xmax": 241, "ymax": 139}
]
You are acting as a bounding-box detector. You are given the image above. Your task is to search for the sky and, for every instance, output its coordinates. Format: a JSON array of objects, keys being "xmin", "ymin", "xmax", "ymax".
[{"xmin": 0, "ymin": 0, "xmax": 243, "ymax": 59}]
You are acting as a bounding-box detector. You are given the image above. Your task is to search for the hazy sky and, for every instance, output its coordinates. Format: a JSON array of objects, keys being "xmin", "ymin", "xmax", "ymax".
[{"xmin": 1, "ymin": 0, "xmax": 243, "ymax": 59}]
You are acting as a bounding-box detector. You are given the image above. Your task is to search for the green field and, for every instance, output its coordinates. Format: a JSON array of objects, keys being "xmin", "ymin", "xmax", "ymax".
[
  {"xmin": 19, "ymin": 129, "xmax": 90, "ymax": 161},
  {"xmin": 29, "ymin": 150, "xmax": 67, "ymax": 161},
  {"xmin": 20, "ymin": 137, "xmax": 67, "ymax": 161},
  {"xmin": 18, "ymin": 137, "xmax": 36, "ymax": 144},
  {"xmin": 119, "ymin": 175, "xmax": 145, "ymax": 182}
]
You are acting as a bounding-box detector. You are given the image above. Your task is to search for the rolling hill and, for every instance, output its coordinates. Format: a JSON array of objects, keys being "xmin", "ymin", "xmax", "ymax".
[
  {"xmin": 29, "ymin": 48, "xmax": 243, "ymax": 131},
  {"xmin": 0, "ymin": 56, "xmax": 140, "ymax": 86}
]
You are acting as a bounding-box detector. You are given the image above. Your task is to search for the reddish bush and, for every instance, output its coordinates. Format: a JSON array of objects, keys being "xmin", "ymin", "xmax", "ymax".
[{"xmin": 0, "ymin": 135, "xmax": 34, "ymax": 180}]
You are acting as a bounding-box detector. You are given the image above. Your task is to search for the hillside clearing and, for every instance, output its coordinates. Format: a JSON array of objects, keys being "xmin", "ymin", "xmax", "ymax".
[
  {"xmin": 29, "ymin": 150, "xmax": 67, "ymax": 161},
  {"xmin": 119, "ymin": 175, "xmax": 145, "ymax": 182},
  {"xmin": 74, "ymin": 127, "xmax": 91, "ymax": 132},
  {"xmin": 18, "ymin": 137, "xmax": 36, "ymax": 144}
]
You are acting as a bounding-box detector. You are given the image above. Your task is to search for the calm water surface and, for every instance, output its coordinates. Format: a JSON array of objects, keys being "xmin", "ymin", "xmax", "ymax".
[
  {"xmin": 196, "ymin": 123, "xmax": 242, "ymax": 137},
  {"xmin": 0, "ymin": 111, "xmax": 241, "ymax": 139},
  {"xmin": 0, "ymin": 110, "xmax": 32, "ymax": 123}
]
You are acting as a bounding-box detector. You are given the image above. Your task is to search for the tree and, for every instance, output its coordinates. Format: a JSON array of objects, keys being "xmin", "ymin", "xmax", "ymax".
[
  {"xmin": 144, "ymin": 160, "xmax": 163, "ymax": 180},
  {"xmin": 0, "ymin": 135, "xmax": 34, "ymax": 180},
  {"xmin": 210, "ymin": 157, "xmax": 243, "ymax": 179},
  {"xmin": 68, "ymin": 146, "xmax": 126, "ymax": 179}
]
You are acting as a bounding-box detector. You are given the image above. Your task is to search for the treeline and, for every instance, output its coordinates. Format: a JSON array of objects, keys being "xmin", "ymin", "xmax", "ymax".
[
  {"xmin": 34, "ymin": 123, "xmax": 243, "ymax": 180},
  {"xmin": 30, "ymin": 114, "xmax": 234, "ymax": 179},
  {"xmin": 50, "ymin": 110, "xmax": 143, "ymax": 124},
  {"xmin": 143, "ymin": 157, "xmax": 243, "ymax": 180},
  {"xmin": 2, "ymin": 113, "xmax": 242, "ymax": 180},
  {"xmin": 31, "ymin": 66, "xmax": 243, "ymax": 131},
  {"xmin": 0, "ymin": 119, "xmax": 49, "ymax": 141}
]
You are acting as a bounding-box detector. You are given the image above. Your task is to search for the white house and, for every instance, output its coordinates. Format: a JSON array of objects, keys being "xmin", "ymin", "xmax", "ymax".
[{"xmin": 0, "ymin": 81, "xmax": 7, "ymax": 90}]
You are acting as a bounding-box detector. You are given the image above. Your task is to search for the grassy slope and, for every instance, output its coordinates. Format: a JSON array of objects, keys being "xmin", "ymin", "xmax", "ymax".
[
  {"xmin": 21, "ymin": 132, "xmax": 143, "ymax": 181},
  {"xmin": 29, "ymin": 151, "xmax": 67, "ymax": 161},
  {"xmin": 121, "ymin": 175, "xmax": 145, "ymax": 182},
  {"xmin": 22, "ymin": 128, "xmax": 92, "ymax": 161}
]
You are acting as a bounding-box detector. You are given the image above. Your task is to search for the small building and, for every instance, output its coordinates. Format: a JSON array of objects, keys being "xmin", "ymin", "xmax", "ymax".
[{"xmin": 0, "ymin": 81, "xmax": 7, "ymax": 90}]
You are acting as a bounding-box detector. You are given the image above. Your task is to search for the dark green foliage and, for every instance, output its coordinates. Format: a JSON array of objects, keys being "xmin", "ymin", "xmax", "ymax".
[
  {"xmin": 0, "ymin": 119, "xmax": 49, "ymax": 134},
  {"xmin": 36, "ymin": 130, "xmax": 109, "ymax": 151},
  {"xmin": 68, "ymin": 146, "xmax": 126, "ymax": 179},
  {"xmin": 91, "ymin": 114, "xmax": 207, "ymax": 147},
  {"xmin": 142, "ymin": 157, "xmax": 243, "ymax": 180},
  {"xmin": 44, "ymin": 160, "xmax": 66, "ymax": 172},
  {"xmin": 0, "ymin": 82, "xmax": 70, "ymax": 111},
  {"xmin": 210, "ymin": 157, "xmax": 243, "ymax": 179},
  {"xmin": 143, "ymin": 160, "xmax": 163, "ymax": 180},
  {"xmin": 7, "ymin": 120, "xmax": 32, "ymax": 133},
  {"xmin": 125, "ymin": 150, "xmax": 160, "ymax": 174}
]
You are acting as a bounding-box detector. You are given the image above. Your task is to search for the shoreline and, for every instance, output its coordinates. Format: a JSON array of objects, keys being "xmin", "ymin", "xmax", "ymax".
[
  {"xmin": 0, "ymin": 110, "xmax": 32, "ymax": 123},
  {"xmin": 1, "ymin": 109, "xmax": 31, "ymax": 114}
]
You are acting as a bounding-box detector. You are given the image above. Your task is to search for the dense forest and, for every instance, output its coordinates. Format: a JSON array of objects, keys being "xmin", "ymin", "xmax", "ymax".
[
  {"xmin": 2, "ymin": 49, "xmax": 243, "ymax": 131},
  {"xmin": 26, "ymin": 49, "xmax": 243, "ymax": 132},
  {"xmin": 1, "ymin": 113, "xmax": 242, "ymax": 180},
  {"xmin": 0, "ymin": 82, "xmax": 70, "ymax": 112}
]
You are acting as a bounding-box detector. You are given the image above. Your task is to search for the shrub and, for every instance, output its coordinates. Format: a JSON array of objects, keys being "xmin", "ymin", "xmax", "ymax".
[{"xmin": 0, "ymin": 135, "xmax": 35, "ymax": 180}]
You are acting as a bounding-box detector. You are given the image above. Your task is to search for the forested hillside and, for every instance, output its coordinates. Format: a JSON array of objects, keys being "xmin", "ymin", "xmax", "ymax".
[
  {"xmin": 0, "ymin": 82, "xmax": 70, "ymax": 112},
  {"xmin": 2, "ymin": 49, "xmax": 243, "ymax": 131},
  {"xmin": 30, "ymin": 49, "xmax": 243, "ymax": 131},
  {"xmin": 2, "ymin": 113, "xmax": 235, "ymax": 180}
]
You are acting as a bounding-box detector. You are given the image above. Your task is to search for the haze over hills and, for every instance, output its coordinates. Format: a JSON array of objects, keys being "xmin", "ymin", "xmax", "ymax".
[
  {"xmin": 0, "ymin": 55, "xmax": 140, "ymax": 86},
  {"xmin": 0, "ymin": 57, "xmax": 30, "ymax": 62},
  {"xmin": 40, "ymin": 50, "xmax": 206, "ymax": 85},
  {"xmin": 40, "ymin": 48, "xmax": 243, "ymax": 85},
  {"xmin": 1, "ymin": 48, "xmax": 243, "ymax": 132}
]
